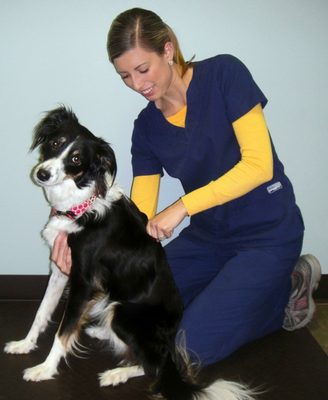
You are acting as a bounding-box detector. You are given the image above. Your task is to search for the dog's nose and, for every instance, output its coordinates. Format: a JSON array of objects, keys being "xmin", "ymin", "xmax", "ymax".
[{"xmin": 36, "ymin": 168, "xmax": 51, "ymax": 182}]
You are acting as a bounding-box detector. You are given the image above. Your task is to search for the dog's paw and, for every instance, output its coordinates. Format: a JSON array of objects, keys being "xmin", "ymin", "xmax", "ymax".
[
  {"xmin": 85, "ymin": 325, "xmax": 109, "ymax": 341},
  {"xmin": 4, "ymin": 339, "xmax": 37, "ymax": 354},
  {"xmin": 98, "ymin": 368, "xmax": 131, "ymax": 387},
  {"xmin": 23, "ymin": 363, "xmax": 57, "ymax": 382},
  {"xmin": 98, "ymin": 366, "xmax": 144, "ymax": 387}
]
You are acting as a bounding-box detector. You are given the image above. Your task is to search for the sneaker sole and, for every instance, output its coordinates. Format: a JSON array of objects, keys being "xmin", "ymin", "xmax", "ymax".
[{"xmin": 291, "ymin": 254, "xmax": 322, "ymax": 330}]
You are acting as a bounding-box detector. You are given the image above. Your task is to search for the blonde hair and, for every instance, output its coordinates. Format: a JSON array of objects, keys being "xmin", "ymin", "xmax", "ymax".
[{"xmin": 107, "ymin": 8, "xmax": 190, "ymax": 76}]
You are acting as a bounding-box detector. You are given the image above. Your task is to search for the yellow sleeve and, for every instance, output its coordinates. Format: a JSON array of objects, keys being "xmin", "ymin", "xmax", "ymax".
[
  {"xmin": 130, "ymin": 174, "xmax": 161, "ymax": 219},
  {"xmin": 181, "ymin": 104, "xmax": 273, "ymax": 216}
]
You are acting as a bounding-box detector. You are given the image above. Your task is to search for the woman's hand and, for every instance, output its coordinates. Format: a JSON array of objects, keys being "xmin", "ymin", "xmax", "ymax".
[
  {"xmin": 147, "ymin": 199, "xmax": 188, "ymax": 241},
  {"xmin": 51, "ymin": 232, "xmax": 72, "ymax": 275}
]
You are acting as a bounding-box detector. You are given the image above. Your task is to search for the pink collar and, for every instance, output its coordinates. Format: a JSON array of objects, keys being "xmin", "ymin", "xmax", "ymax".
[{"xmin": 52, "ymin": 194, "xmax": 97, "ymax": 220}]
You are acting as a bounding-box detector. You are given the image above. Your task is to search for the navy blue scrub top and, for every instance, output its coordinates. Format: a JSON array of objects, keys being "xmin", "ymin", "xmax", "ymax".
[{"xmin": 131, "ymin": 55, "xmax": 304, "ymax": 246}]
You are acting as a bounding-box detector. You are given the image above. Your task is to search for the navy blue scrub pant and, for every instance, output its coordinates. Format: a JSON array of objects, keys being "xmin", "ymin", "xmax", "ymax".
[{"xmin": 164, "ymin": 226, "xmax": 303, "ymax": 366}]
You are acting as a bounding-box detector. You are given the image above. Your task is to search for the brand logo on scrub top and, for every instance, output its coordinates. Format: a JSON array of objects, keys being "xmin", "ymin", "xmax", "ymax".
[{"xmin": 267, "ymin": 181, "xmax": 283, "ymax": 194}]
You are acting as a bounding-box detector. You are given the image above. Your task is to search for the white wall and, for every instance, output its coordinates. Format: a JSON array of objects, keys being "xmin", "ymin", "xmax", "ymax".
[{"xmin": 0, "ymin": 0, "xmax": 327, "ymax": 275}]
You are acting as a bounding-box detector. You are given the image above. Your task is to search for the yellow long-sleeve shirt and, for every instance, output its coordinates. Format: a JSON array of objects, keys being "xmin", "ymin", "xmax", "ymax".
[{"xmin": 131, "ymin": 103, "xmax": 273, "ymax": 219}]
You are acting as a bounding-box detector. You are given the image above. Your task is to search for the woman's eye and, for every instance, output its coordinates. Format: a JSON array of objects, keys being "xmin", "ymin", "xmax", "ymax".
[{"xmin": 139, "ymin": 69, "xmax": 149, "ymax": 74}]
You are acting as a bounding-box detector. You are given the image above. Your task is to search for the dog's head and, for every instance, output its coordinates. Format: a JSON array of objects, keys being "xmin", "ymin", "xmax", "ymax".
[{"xmin": 31, "ymin": 106, "xmax": 117, "ymax": 199}]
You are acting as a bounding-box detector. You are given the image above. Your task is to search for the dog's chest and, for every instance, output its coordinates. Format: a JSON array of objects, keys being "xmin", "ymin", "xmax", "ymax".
[{"xmin": 42, "ymin": 216, "xmax": 82, "ymax": 247}]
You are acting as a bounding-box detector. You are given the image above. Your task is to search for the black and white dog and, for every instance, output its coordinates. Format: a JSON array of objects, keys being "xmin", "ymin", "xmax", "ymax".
[{"xmin": 4, "ymin": 107, "xmax": 254, "ymax": 400}]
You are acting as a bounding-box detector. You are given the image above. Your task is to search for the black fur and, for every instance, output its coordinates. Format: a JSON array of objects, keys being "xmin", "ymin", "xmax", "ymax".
[{"xmin": 32, "ymin": 107, "xmax": 205, "ymax": 399}]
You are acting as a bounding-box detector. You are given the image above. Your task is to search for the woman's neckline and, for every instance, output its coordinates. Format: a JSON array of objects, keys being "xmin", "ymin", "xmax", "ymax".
[{"xmin": 155, "ymin": 63, "xmax": 195, "ymax": 118}]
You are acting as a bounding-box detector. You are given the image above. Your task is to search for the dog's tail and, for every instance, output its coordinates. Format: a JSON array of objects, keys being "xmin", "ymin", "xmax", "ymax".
[{"xmin": 154, "ymin": 340, "xmax": 255, "ymax": 400}]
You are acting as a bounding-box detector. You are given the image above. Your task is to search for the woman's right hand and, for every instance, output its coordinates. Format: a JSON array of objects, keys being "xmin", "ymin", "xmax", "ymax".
[
  {"xmin": 51, "ymin": 232, "xmax": 72, "ymax": 275},
  {"xmin": 147, "ymin": 199, "xmax": 188, "ymax": 241}
]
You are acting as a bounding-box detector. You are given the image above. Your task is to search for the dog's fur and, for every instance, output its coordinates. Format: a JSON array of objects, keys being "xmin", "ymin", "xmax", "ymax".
[{"xmin": 4, "ymin": 107, "xmax": 254, "ymax": 400}]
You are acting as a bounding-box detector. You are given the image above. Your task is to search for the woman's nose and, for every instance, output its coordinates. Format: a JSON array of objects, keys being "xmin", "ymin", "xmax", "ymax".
[{"xmin": 131, "ymin": 74, "xmax": 143, "ymax": 92}]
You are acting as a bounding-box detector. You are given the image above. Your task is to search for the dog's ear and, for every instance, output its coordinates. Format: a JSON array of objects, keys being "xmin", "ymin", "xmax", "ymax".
[
  {"xmin": 94, "ymin": 139, "xmax": 117, "ymax": 197},
  {"xmin": 30, "ymin": 106, "xmax": 78, "ymax": 151}
]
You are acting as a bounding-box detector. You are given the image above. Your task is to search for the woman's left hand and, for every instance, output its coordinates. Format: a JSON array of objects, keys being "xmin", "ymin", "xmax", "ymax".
[{"xmin": 147, "ymin": 199, "xmax": 188, "ymax": 241}]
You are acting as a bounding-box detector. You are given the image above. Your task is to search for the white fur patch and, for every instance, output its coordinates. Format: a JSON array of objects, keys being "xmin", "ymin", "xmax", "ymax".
[
  {"xmin": 89, "ymin": 300, "xmax": 128, "ymax": 356},
  {"xmin": 4, "ymin": 268, "xmax": 68, "ymax": 355},
  {"xmin": 91, "ymin": 182, "xmax": 124, "ymax": 219},
  {"xmin": 4, "ymin": 338, "xmax": 38, "ymax": 355},
  {"xmin": 41, "ymin": 179, "xmax": 124, "ymax": 247},
  {"xmin": 98, "ymin": 365, "xmax": 144, "ymax": 387},
  {"xmin": 33, "ymin": 143, "xmax": 74, "ymax": 188},
  {"xmin": 85, "ymin": 325, "xmax": 111, "ymax": 341},
  {"xmin": 23, "ymin": 335, "xmax": 66, "ymax": 381},
  {"xmin": 200, "ymin": 379, "xmax": 256, "ymax": 400}
]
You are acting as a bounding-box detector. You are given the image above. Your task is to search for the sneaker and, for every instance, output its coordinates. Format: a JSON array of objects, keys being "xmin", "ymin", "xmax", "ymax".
[{"xmin": 283, "ymin": 254, "xmax": 322, "ymax": 331}]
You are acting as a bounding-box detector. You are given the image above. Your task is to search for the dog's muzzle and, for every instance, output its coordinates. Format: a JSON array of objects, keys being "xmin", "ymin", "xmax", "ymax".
[
  {"xmin": 36, "ymin": 168, "xmax": 51, "ymax": 182},
  {"xmin": 32, "ymin": 158, "xmax": 64, "ymax": 186}
]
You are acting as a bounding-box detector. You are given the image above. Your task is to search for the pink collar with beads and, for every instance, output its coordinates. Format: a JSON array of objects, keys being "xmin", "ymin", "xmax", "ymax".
[{"xmin": 52, "ymin": 194, "xmax": 97, "ymax": 220}]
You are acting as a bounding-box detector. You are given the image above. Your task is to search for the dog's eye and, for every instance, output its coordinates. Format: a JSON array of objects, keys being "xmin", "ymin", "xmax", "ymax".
[
  {"xmin": 49, "ymin": 137, "xmax": 65, "ymax": 150},
  {"xmin": 72, "ymin": 154, "xmax": 81, "ymax": 165},
  {"xmin": 50, "ymin": 139, "xmax": 61, "ymax": 150},
  {"xmin": 50, "ymin": 140, "xmax": 59, "ymax": 149}
]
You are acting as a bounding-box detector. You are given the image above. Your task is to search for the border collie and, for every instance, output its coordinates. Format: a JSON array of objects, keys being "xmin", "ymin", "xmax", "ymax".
[{"xmin": 4, "ymin": 107, "xmax": 254, "ymax": 400}]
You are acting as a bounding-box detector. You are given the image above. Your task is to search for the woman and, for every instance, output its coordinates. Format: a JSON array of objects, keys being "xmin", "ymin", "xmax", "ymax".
[{"xmin": 53, "ymin": 8, "xmax": 321, "ymax": 366}]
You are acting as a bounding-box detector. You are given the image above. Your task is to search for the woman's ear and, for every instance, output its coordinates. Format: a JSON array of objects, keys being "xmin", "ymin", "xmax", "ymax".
[{"xmin": 164, "ymin": 42, "xmax": 174, "ymax": 62}]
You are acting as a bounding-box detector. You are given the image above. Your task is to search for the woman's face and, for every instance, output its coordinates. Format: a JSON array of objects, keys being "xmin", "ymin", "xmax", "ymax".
[{"xmin": 113, "ymin": 45, "xmax": 174, "ymax": 102}]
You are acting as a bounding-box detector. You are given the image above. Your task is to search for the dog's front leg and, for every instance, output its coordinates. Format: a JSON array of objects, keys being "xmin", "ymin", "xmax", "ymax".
[
  {"xmin": 4, "ymin": 266, "xmax": 68, "ymax": 354},
  {"xmin": 23, "ymin": 334, "xmax": 66, "ymax": 381},
  {"xmin": 24, "ymin": 279, "xmax": 91, "ymax": 382}
]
